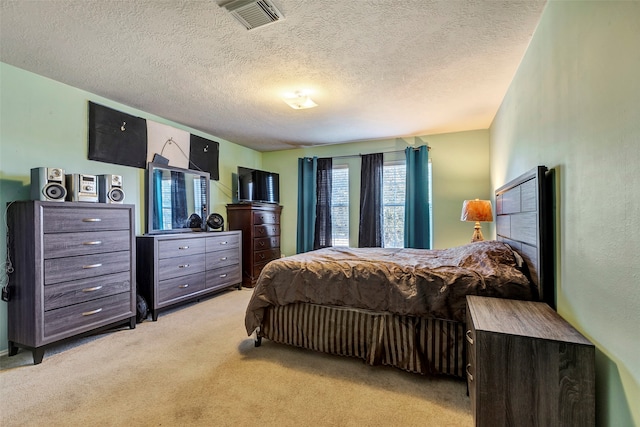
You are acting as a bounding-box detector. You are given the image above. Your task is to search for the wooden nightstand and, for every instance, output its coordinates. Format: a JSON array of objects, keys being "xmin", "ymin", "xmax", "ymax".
[{"xmin": 465, "ymin": 295, "xmax": 595, "ymax": 426}]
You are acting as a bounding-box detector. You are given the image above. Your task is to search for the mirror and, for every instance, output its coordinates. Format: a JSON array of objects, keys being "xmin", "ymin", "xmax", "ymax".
[{"xmin": 146, "ymin": 162, "xmax": 210, "ymax": 234}]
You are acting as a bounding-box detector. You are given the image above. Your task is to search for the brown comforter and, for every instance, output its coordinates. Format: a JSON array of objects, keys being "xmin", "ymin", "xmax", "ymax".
[{"xmin": 245, "ymin": 240, "xmax": 533, "ymax": 334}]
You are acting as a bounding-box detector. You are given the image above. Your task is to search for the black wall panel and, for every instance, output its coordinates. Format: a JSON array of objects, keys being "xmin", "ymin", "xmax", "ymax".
[
  {"xmin": 88, "ymin": 102, "xmax": 148, "ymax": 168},
  {"xmin": 189, "ymin": 134, "xmax": 220, "ymax": 180},
  {"xmin": 88, "ymin": 102, "xmax": 220, "ymax": 180}
]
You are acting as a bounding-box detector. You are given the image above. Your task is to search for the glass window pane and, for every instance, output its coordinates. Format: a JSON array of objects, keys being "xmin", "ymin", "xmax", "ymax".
[
  {"xmin": 383, "ymin": 162, "xmax": 406, "ymax": 248},
  {"xmin": 331, "ymin": 166, "xmax": 349, "ymax": 246}
]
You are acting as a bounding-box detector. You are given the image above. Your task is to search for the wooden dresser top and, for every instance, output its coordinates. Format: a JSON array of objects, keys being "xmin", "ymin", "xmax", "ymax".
[{"xmin": 467, "ymin": 295, "xmax": 593, "ymax": 346}]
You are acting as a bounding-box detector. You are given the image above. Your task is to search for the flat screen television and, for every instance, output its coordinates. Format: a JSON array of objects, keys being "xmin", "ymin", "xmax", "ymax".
[
  {"xmin": 146, "ymin": 162, "xmax": 210, "ymax": 234},
  {"xmin": 237, "ymin": 166, "xmax": 280, "ymax": 204}
]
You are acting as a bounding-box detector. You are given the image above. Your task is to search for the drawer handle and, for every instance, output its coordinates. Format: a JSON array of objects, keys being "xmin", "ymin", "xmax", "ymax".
[
  {"xmin": 82, "ymin": 285, "xmax": 103, "ymax": 292},
  {"xmin": 220, "ymin": 257, "xmax": 228, "ymax": 261},
  {"xmin": 178, "ymin": 284, "xmax": 189, "ymax": 289},
  {"xmin": 219, "ymin": 241, "xmax": 228, "ymax": 245},
  {"xmin": 258, "ymin": 241, "xmax": 266, "ymax": 247},
  {"xmin": 259, "ymin": 254, "xmax": 265, "ymax": 260},
  {"xmin": 178, "ymin": 264, "xmax": 190, "ymax": 268},
  {"xmin": 466, "ymin": 364, "xmax": 474, "ymax": 382},
  {"xmin": 82, "ymin": 218, "xmax": 102, "ymax": 222},
  {"xmin": 219, "ymin": 273, "xmax": 228, "ymax": 278},
  {"xmin": 83, "ymin": 240, "xmax": 102, "ymax": 246},
  {"xmin": 178, "ymin": 245, "xmax": 189, "ymax": 250},
  {"xmin": 82, "ymin": 308, "xmax": 103, "ymax": 316},
  {"xmin": 83, "ymin": 263, "xmax": 103, "ymax": 269},
  {"xmin": 465, "ymin": 330, "xmax": 474, "ymax": 345}
]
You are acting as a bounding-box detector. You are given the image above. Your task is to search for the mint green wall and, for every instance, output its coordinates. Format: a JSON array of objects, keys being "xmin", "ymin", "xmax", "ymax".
[
  {"xmin": 263, "ymin": 130, "xmax": 490, "ymax": 257},
  {"xmin": 0, "ymin": 63, "xmax": 262, "ymax": 353},
  {"xmin": 490, "ymin": 2, "xmax": 640, "ymax": 426},
  {"xmin": 0, "ymin": 63, "xmax": 489, "ymax": 356}
]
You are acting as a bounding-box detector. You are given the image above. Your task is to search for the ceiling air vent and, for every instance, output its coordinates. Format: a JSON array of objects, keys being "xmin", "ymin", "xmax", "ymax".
[{"xmin": 222, "ymin": 0, "xmax": 284, "ymax": 30}]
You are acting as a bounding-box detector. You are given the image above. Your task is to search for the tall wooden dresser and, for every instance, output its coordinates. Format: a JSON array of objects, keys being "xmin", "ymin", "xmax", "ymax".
[
  {"xmin": 226, "ymin": 203, "xmax": 282, "ymax": 288},
  {"xmin": 6, "ymin": 201, "xmax": 136, "ymax": 364}
]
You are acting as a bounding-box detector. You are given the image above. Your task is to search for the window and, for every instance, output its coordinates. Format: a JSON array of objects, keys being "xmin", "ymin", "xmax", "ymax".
[
  {"xmin": 383, "ymin": 161, "xmax": 406, "ymax": 248},
  {"xmin": 331, "ymin": 166, "xmax": 349, "ymax": 246},
  {"xmin": 326, "ymin": 156, "xmax": 431, "ymax": 249}
]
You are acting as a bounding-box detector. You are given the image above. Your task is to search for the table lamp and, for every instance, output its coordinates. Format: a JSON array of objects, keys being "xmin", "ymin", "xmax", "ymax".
[{"xmin": 460, "ymin": 199, "xmax": 493, "ymax": 242}]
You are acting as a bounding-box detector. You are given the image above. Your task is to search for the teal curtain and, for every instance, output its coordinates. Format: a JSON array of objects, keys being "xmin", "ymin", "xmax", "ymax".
[
  {"xmin": 404, "ymin": 145, "xmax": 431, "ymax": 249},
  {"xmin": 297, "ymin": 157, "xmax": 317, "ymax": 253}
]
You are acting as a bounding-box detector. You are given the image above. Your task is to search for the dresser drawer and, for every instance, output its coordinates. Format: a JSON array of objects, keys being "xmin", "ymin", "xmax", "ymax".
[
  {"xmin": 158, "ymin": 272, "xmax": 206, "ymax": 304},
  {"xmin": 157, "ymin": 253, "xmax": 206, "ymax": 280},
  {"xmin": 44, "ymin": 271, "xmax": 131, "ymax": 311},
  {"xmin": 254, "ymin": 248, "xmax": 280, "ymax": 264},
  {"xmin": 252, "ymin": 259, "xmax": 278, "ymax": 279},
  {"xmin": 254, "ymin": 236, "xmax": 279, "ymax": 251},
  {"xmin": 254, "ymin": 224, "xmax": 280, "ymax": 238},
  {"xmin": 44, "ymin": 292, "xmax": 132, "ymax": 337},
  {"xmin": 158, "ymin": 238, "xmax": 206, "ymax": 259},
  {"xmin": 252, "ymin": 211, "xmax": 280, "ymax": 225},
  {"xmin": 205, "ymin": 248, "xmax": 240, "ymax": 269},
  {"xmin": 206, "ymin": 233, "xmax": 239, "ymax": 252},
  {"xmin": 44, "ymin": 251, "xmax": 131, "ymax": 285},
  {"xmin": 42, "ymin": 207, "xmax": 131, "ymax": 233},
  {"xmin": 44, "ymin": 230, "xmax": 131, "ymax": 259},
  {"xmin": 206, "ymin": 264, "xmax": 241, "ymax": 290}
]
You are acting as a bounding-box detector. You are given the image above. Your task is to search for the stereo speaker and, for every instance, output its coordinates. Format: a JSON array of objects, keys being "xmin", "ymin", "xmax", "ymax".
[
  {"xmin": 66, "ymin": 173, "xmax": 99, "ymax": 202},
  {"xmin": 30, "ymin": 167, "xmax": 67, "ymax": 202},
  {"xmin": 98, "ymin": 174, "xmax": 125, "ymax": 204}
]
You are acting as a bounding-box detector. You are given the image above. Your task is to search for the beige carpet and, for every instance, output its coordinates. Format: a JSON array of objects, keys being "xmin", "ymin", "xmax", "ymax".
[{"xmin": 0, "ymin": 288, "xmax": 472, "ymax": 426}]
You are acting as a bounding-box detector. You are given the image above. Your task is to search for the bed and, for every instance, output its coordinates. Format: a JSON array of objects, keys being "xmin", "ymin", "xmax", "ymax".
[{"xmin": 245, "ymin": 166, "xmax": 554, "ymax": 378}]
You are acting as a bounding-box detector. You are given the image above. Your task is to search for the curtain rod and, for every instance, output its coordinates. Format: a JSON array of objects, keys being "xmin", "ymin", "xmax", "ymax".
[{"xmin": 330, "ymin": 145, "xmax": 430, "ymax": 160}]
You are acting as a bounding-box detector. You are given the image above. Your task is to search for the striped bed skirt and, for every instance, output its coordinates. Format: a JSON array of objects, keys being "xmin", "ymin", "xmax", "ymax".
[{"xmin": 259, "ymin": 303, "xmax": 466, "ymax": 379}]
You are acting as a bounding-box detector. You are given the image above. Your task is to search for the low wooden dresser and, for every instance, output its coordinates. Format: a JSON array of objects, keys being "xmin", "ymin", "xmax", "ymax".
[
  {"xmin": 465, "ymin": 295, "xmax": 595, "ymax": 426},
  {"xmin": 226, "ymin": 203, "xmax": 281, "ymax": 288},
  {"xmin": 136, "ymin": 231, "xmax": 242, "ymax": 320},
  {"xmin": 6, "ymin": 201, "xmax": 136, "ymax": 364}
]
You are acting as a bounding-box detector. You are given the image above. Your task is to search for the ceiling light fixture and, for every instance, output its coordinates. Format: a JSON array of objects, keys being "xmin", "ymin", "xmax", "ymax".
[{"xmin": 282, "ymin": 91, "xmax": 318, "ymax": 110}]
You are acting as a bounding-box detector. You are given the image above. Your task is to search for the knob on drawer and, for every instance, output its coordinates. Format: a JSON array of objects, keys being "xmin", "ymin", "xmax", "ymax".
[
  {"xmin": 466, "ymin": 363, "xmax": 474, "ymax": 382},
  {"xmin": 465, "ymin": 329, "xmax": 474, "ymax": 345}
]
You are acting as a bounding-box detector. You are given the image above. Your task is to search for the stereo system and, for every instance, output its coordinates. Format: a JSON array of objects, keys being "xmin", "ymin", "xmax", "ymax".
[
  {"xmin": 98, "ymin": 174, "xmax": 125, "ymax": 204},
  {"xmin": 66, "ymin": 173, "xmax": 99, "ymax": 202},
  {"xmin": 31, "ymin": 167, "xmax": 67, "ymax": 202},
  {"xmin": 30, "ymin": 168, "xmax": 124, "ymax": 204}
]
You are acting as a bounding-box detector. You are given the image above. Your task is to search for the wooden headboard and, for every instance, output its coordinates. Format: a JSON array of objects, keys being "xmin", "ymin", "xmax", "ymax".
[{"xmin": 495, "ymin": 166, "xmax": 555, "ymax": 308}]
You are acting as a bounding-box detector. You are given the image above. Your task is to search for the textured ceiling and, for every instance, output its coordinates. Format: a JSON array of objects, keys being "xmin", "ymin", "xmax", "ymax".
[{"xmin": 0, "ymin": 0, "xmax": 546, "ymax": 152}]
